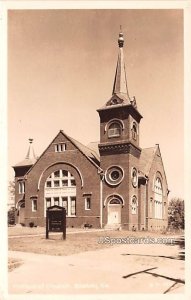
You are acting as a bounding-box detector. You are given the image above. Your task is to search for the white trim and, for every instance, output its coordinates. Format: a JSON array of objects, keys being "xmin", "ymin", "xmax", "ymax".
[
  {"xmin": 15, "ymin": 199, "xmax": 25, "ymax": 210},
  {"xmin": 37, "ymin": 162, "xmax": 84, "ymax": 190},
  {"xmin": 85, "ymin": 196, "xmax": 91, "ymax": 210},
  {"xmin": 104, "ymin": 194, "xmax": 125, "ymax": 207},
  {"xmin": 130, "ymin": 195, "xmax": 138, "ymax": 214},
  {"xmin": 32, "ymin": 199, "xmax": 37, "ymax": 212},
  {"xmin": 104, "ymin": 118, "xmax": 124, "ymax": 133},
  {"xmin": 130, "ymin": 120, "xmax": 139, "ymax": 135},
  {"xmin": 105, "ymin": 165, "xmax": 124, "ymax": 186},
  {"xmin": 131, "ymin": 167, "xmax": 138, "ymax": 187},
  {"xmin": 18, "ymin": 181, "xmax": 25, "ymax": 194},
  {"xmin": 54, "ymin": 143, "xmax": 66, "ymax": 152}
]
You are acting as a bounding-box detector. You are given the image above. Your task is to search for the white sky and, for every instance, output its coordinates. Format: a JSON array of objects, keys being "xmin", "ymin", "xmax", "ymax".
[{"xmin": 8, "ymin": 9, "xmax": 183, "ymax": 199}]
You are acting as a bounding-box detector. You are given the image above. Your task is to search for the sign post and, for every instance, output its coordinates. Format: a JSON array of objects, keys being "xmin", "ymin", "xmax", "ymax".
[{"xmin": 46, "ymin": 205, "xmax": 66, "ymax": 239}]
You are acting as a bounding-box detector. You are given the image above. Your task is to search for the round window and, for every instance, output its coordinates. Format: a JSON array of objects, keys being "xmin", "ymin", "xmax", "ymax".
[
  {"xmin": 131, "ymin": 167, "xmax": 138, "ymax": 187},
  {"xmin": 105, "ymin": 166, "xmax": 124, "ymax": 186},
  {"xmin": 110, "ymin": 170, "xmax": 120, "ymax": 181}
]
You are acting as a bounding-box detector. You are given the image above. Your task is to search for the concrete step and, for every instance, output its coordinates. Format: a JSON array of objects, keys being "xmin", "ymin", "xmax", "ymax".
[{"xmin": 104, "ymin": 223, "xmax": 121, "ymax": 230}]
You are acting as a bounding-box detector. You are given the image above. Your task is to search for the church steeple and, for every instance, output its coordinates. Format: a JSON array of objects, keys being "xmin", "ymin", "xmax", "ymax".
[
  {"xmin": 112, "ymin": 30, "xmax": 130, "ymax": 102},
  {"xmin": 100, "ymin": 29, "xmax": 135, "ymax": 108}
]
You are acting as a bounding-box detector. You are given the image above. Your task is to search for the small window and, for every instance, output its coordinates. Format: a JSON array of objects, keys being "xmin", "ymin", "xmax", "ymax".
[
  {"xmin": 46, "ymin": 181, "xmax": 52, "ymax": 188},
  {"xmin": 105, "ymin": 166, "xmax": 124, "ymax": 186},
  {"xmin": 54, "ymin": 197, "xmax": 59, "ymax": 206},
  {"xmin": 32, "ymin": 199, "xmax": 37, "ymax": 212},
  {"xmin": 71, "ymin": 179, "xmax": 76, "ymax": 186},
  {"xmin": 71, "ymin": 197, "xmax": 76, "ymax": 216},
  {"xmin": 54, "ymin": 180, "xmax": 60, "ymax": 187},
  {"xmin": 54, "ymin": 170, "xmax": 60, "ymax": 178},
  {"xmin": 19, "ymin": 182, "xmax": 25, "ymax": 194},
  {"xmin": 132, "ymin": 123, "xmax": 137, "ymax": 140},
  {"xmin": 110, "ymin": 170, "xmax": 120, "ymax": 181},
  {"xmin": 131, "ymin": 167, "xmax": 138, "ymax": 187},
  {"xmin": 62, "ymin": 197, "xmax": 68, "ymax": 215},
  {"xmin": 108, "ymin": 122, "xmax": 122, "ymax": 138},
  {"xmin": 62, "ymin": 180, "xmax": 68, "ymax": 187},
  {"xmin": 62, "ymin": 170, "xmax": 68, "ymax": 177},
  {"xmin": 46, "ymin": 198, "xmax": 51, "ymax": 208},
  {"xmin": 85, "ymin": 197, "xmax": 91, "ymax": 210},
  {"xmin": 131, "ymin": 196, "xmax": 137, "ymax": 214},
  {"xmin": 55, "ymin": 143, "xmax": 66, "ymax": 152}
]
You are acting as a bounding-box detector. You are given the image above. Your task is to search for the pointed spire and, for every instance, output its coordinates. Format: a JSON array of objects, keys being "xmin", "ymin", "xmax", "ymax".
[
  {"xmin": 25, "ymin": 138, "xmax": 36, "ymax": 160},
  {"xmin": 13, "ymin": 138, "xmax": 37, "ymax": 168},
  {"xmin": 112, "ymin": 29, "xmax": 130, "ymax": 101}
]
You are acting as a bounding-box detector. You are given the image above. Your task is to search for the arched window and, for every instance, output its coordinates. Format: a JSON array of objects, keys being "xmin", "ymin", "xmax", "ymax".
[
  {"xmin": 131, "ymin": 167, "xmax": 138, "ymax": 187},
  {"xmin": 131, "ymin": 196, "xmax": 138, "ymax": 214},
  {"xmin": 44, "ymin": 169, "xmax": 76, "ymax": 217},
  {"xmin": 108, "ymin": 122, "xmax": 122, "ymax": 138},
  {"xmin": 154, "ymin": 177, "xmax": 163, "ymax": 219},
  {"xmin": 18, "ymin": 181, "xmax": 25, "ymax": 194},
  {"xmin": 132, "ymin": 122, "xmax": 137, "ymax": 140}
]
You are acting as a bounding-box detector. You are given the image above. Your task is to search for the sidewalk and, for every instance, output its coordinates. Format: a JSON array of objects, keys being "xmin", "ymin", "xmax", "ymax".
[
  {"xmin": 9, "ymin": 241, "xmax": 184, "ymax": 295},
  {"xmin": 8, "ymin": 228, "xmax": 106, "ymax": 239}
]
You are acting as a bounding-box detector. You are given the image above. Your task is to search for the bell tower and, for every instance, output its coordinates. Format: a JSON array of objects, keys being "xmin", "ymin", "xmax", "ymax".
[{"xmin": 97, "ymin": 30, "xmax": 143, "ymax": 229}]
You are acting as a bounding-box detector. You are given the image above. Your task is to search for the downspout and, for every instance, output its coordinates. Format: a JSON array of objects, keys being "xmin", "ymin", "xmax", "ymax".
[
  {"xmin": 145, "ymin": 177, "xmax": 149, "ymax": 231},
  {"xmin": 99, "ymin": 170, "xmax": 104, "ymax": 229}
]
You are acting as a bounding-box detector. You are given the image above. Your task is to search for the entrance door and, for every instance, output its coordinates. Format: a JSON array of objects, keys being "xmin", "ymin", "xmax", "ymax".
[{"xmin": 108, "ymin": 204, "xmax": 121, "ymax": 224}]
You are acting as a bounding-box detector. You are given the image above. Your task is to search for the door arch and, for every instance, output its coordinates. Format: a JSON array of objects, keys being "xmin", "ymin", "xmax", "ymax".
[
  {"xmin": 107, "ymin": 195, "xmax": 123, "ymax": 225},
  {"xmin": 16, "ymin": 199, "xmax": 25, "ymax": 224}
]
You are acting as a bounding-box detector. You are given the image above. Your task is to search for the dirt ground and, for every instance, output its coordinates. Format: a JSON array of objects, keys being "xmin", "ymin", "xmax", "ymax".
[
  {"xmin": 8, "ymin": 227, "xmax": 184, "ymax": 294},
  {"xmin": 9, "ymin": 238, "xmax": 184, "ymax": 294}
]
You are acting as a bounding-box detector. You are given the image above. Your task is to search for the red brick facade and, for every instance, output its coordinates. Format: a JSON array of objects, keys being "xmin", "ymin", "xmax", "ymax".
[{"xmin": 13, "ymin": 31, "xmax": 168, "ymax": 231}]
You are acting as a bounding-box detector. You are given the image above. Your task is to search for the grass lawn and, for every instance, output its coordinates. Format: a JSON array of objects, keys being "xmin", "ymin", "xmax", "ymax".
[{"xmin": 8, "ymin": 229, "xmax": 181, "ymax": 256}]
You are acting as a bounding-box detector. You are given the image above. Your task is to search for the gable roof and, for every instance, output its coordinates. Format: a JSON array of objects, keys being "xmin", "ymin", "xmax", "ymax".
[
  {"xmin": 86, "ymin": 142, "xmax": 100, "ymax": 160},
  {"xmin": 138, "ymin": 146, "xmax": 157, "ymax": 176},
  {"xmin": 69, "ymin": 136, "xmax": 100, "ymax": 165},
  {"xmin": 22, "ymin": 130, "xmax": 101, "ymax": 176}
]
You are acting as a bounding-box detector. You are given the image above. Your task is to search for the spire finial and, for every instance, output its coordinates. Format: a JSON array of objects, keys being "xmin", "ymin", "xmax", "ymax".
[
  {"xmin": 118, "ymin": 26, "xmax": 124, "ymax": 48},
  {"xmin": 25, "ymin": 138, "xmax": 36, "ymax": 159}
]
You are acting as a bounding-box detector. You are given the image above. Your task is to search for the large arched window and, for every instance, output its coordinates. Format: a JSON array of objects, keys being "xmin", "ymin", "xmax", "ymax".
[
  {"xmin": 108, "ymin": 121, "xmax": 122, "ymax": 138},
  {"xmin": 44, "ymin": 169, "xmax": 76, "ymax": 217},
  {"xmin": 154, "ymin": 177, "xmax": 163, "ymax": 219}
]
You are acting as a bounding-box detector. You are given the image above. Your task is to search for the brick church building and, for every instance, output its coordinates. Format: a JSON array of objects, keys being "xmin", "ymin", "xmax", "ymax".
[{"xmin": 13, "ymin": 31, "xmax": 169, "ymax": 231}]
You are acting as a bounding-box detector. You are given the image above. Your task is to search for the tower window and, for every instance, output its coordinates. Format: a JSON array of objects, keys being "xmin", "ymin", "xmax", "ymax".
[
  {"xmin": 131, "ymin": 196, "xmax": 138, "ymax": 214},
  {"xmin": 132, "ymin": 123, "xmax": 137, "ymax": 140},
  {"xmin": 105, "ymin": 166, "xmax": 124, "ymax": 186},
  {"xmin": 131, "ymin": 167, "xmax": 138, "ymax": 187},
  {"xmin": 108, "ymin": 122, "xmax": 122, "ymax": 138}
]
